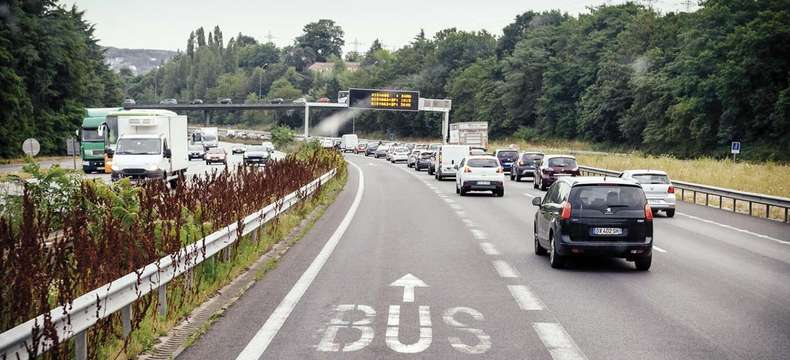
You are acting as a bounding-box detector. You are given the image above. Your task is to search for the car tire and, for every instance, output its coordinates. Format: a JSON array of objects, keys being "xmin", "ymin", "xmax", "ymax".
[
  {"xmin": 510, "ymin": 173, "xmax": 515, "ymax": 181},
  {"xmin": 534, "ymin": 178, "xmax": 539, "ymax": 189},
  {"xmin": 496, "ymin": 189, "xmax": 504, "ymax": 197},
  {"xmin": 515, "ymin": 175, "xmax": 521, "ymax": 182},
  {"xmin": 539, "ymin": 178, "xmax": 547, "ymax": 191},
  {"xmin": 634, "ymin": 254, "xmax": 652, "ymax": 271},
  {"xmin": 456, "ymin": 184, "xmax": 460, "ymax": 194},
  {"xmin": 534, "ymin": 225, "xmax": 547, "ymax": 256},
  {"xmin": 666, "ymin": 209, "xmax": 675, "ymax": 218},
  {"xmin": 549, "ymin": 234, "xmax": 565, "ymax": 269}
]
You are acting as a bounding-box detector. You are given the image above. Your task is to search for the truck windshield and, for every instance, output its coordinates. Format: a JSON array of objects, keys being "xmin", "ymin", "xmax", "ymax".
[
  {"xmin": 81, "ymin": 129, "xmax": 102, "ymax": 141},
  {"xmin": 117, "ymin": 139, "xmax": 161, "ymax": 155}
]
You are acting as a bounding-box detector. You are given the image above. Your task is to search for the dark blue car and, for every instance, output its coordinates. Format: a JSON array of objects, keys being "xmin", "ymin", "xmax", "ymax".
[
  {"xmin": 495, "ymin": 149, "xmax": 519, "ymax": 174},
  {"xmin": 511, "ymin": 152, "xmax": 544, "ymax": 181}
]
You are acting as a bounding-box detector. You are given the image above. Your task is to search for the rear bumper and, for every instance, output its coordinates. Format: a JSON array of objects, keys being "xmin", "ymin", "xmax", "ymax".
[
  {"xmin": 515, "ymin": 167, "xmax": 535, "ymax": 176},
  {"xmin": 647, "ymin": 198, "xmax": 676, "ymax": 209},
  {"xmin": 557, "ymin": 235, "xmax": 653, "ymax": 258},
  {"xmin": 462, "ymin": 180, "xmax": 504, "ymax": 191},
  {"xmin": 82, "ymin": 159, "xmax": 104, "ymax": 170},
  {"xmin": 244, "ymin": 157, "xmax": 268, "ymax": 164}
]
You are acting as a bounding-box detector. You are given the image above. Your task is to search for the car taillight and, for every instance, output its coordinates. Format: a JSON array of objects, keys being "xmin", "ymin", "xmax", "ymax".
[
  {"xmin": 496, "ymin": 167, "xmax": 503, "ymax": 173},
  {"xmin": 560, "ymin": 201, "xmax": 572, "ymax": 220},
  {"xmin": 645, "ymin": 204, "xmax": 653, "ymax": 221},
  {"xmin": 667, "ymin": 185, "xmax": 675, "ymax": 194},
  {"xmin": 464, "ymin": 166, "xmax": 471, "ymax": 173}
]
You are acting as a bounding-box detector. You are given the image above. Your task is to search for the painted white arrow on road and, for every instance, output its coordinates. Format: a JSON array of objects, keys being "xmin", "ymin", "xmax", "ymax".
[{"xmin": 390, "ymin": 274, "xmax": 429, "ymax": 303}]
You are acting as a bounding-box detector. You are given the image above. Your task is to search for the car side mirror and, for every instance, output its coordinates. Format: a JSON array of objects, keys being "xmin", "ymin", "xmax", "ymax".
[
  {"xmin": 531, "ymin": 197, "xmax": 542, "ymax": 206},
  {"xmin": 451, "ymin": 160, "xmax": 455, "ymax": 165},
  {"xmin": 164, "ymin": 149, "xmax": 172, "ymax": 158},
  {"xmin": 105, "ymin": 147, "xmax": 114, "ymax": 156},
  {"xmin": 453, "ymin": 165, "xmax": 459, "ymax": 170}
]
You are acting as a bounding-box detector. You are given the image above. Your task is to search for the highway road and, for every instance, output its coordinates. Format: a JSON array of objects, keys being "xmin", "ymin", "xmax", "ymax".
[
  {"xmin": 179, "ymin": 153, "xmax": 790, "ymax": 360},
  {"xmin": 0, "ymin": 142, "xmax": 284, "ymax": 183}
]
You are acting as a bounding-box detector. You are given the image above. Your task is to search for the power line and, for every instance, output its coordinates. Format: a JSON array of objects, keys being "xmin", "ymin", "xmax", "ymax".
[
  {"xmin": 350, "ymin": 38, "xmax": 362, "ymax": 53},
  {"xmin": 679, "ymin": 0, "xmax": 696, "ymax": 12}
]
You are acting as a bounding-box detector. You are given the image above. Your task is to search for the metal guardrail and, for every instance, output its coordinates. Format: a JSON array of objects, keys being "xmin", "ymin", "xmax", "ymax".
[
  {"xmin": 578, "ymin": 166, "xmax": 790, "ymax": 223},
  {"xmin": 0, "ymin": 168, "xmax": 337, "ymax": 360}
]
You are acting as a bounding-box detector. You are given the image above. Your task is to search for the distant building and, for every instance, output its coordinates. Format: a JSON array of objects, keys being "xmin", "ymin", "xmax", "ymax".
[{"xmin": 308, "ymin": 62, "xmax": 360, "ymax": 74}]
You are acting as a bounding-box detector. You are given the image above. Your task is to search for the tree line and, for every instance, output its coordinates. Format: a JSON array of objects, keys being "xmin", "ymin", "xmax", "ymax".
[
  {"xmin": 0, "ymin": 0, "xmax": 122, "ymax": 158},
  {"xmin": 2, "ymin": 1, "xmax": 788, "ymax": 160}
]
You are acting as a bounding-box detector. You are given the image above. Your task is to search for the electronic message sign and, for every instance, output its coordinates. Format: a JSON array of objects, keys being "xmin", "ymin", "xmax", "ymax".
[{"xmin": 348, "ymin": 88, "xmax": 420, "ymax": 111}]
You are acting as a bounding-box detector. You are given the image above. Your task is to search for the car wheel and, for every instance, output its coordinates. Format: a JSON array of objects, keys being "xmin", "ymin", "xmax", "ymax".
[
  {"xmin": 539, "ymin": 178, "xmax": 547, "ymax": 191},
  {"xmin": 516, "ymin": 175, "xmax": 521, "ymax": 182},
  {"xmin": 549, "ymin": 234, "xmax": 565, "ymax": 269},
  {"xmin": 456, "ymin": 183, "xmax": 460, "ymax": 194},
  {"xmin": 666, "ymin": 209, "xmax": 675, "ymax": 217},
  {"xmin": 510, "ymin": 173, "xmax": 515, "ymax": 181},
  {"xmin": 634, "ymin": 254, "xmax": 652, "ymax": 271},
  {"xmin": 496, "ymin": 189, "xmax": 504, "ymax": 197},
  {"xmin": 534, "ymin": 224, "xmax": 547, "ymax": 256},
  {"xmin": 533, "ymin": 178, "xmax": 539, "ymax": 189}
]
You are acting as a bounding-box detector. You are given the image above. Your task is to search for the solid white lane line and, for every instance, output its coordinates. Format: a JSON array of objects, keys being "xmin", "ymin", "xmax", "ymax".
[
  {"xmin": 653, "ymin": 246, "xmax": 667, "ymax": 253},
  {"xmin": 676, "ymin": 212, "xmax": 789, "ymax": 246},
  {"xmin": 470, "ymin": 229, "xmax": 488, "ymax": 240},
  {"xmin": 479, "ymin": 242, "xmax": 501, "ymax": 255},
  {"xmin": 508, "ymin": 285, "xmax": 545, "ymax": 311},
  {"xmin": 492, "ymin": 260, "xmax": 520, "ymax": 278},
  {"xmin": 533, "ymin": 322, "xmax": 587, "ymax": 360},
  {"xmin": 235, "ymin": 161, "xmax": 365, "ymax": 360}
]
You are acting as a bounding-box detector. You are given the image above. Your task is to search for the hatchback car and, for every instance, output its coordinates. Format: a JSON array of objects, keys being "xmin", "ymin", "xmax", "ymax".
[
  {"xmin": 243, "ymin": 145, "xmax": 271, "ymax": 166},
  {"xmin": 620, "ymin": 170, "xmax": 676, "ymax": 217},
  {"xmin": 455, "ymin": 155, "xmax": 505, "ymax": 197},
  {"xmin": 534, "ymin": 155, "xmax": 580, "ymax": 190},
  {"xmin": 511, "ymin": 152, "xmax": 544, "ymax": 181},
  {"xmin": 205, "ymin": 147, "xmax": 227, "ymax": 165},
  {"xmin": 375, "ymin": 144, "xmax": 390, "ymax": 158},
  {"xmin": 532, "ymin": 177, "xmax": 653, "ymax": 270},
  {"xmin": 188, "ymin": 145, "xmax": 205, "ymax": 160},
  {"xmin": 356, "ymin": 143, "xmax": 368, "ymax": 154},
  {"xmin": 407, "ymin": 149, "xmax": 422, "ymax": 167},
  {"xmin": 366, "ymin": 144, "xmax": 379, "ymax": 156},
  {"xmin": 390, "ymin": 147, "xmax": 410, "ymax": 163},
  {"xmin": 415, "ymin": 151, "xmax": 434, "ymax": 171},
  {"xmin": 495, "ymin": 149, "xmax": 520, "ymax": 174}
]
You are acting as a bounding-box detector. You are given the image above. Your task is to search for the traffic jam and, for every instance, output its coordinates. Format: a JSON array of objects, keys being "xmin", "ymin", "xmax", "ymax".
[{"xmin": 339, "ymin": 134, "xmax": 676, "ymax": 271}]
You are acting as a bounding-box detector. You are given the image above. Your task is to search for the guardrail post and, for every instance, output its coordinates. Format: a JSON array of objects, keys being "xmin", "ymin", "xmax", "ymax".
[
  {"xmin": 705, "ymin": 193, "xmax": 709, "ymax": 206},
  {"xmin": 718, "ymin": 195, "xmax": 722, "ymax": 209},
  {"xmin": 766, "ymin": 204, "xmax": 770, "ymax": 219},
  {"xmin": 121, "ymin": 304, "xmax": 132, "ymax": 338},
  {"xmin": 158, "ymin": 285, "xmax": 167, "ymax": 317},
  {"xmin": 748, "ymin": 201, "xmax": 753, "ymax": 216},
  {"xmin": 74, "ymin": 330, "xmax": 87, "ymax": 360},
  {"xmin": 680, "ymin": 188, "xmax": 685, "ymax": 201},
  {"xmin": 785, "ymin": 208, "xmax": 788, "ymax": 223}
]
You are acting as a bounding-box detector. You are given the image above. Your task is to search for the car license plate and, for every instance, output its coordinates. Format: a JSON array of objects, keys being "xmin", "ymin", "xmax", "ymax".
[
  {"xmin": 648, "ymin": 199, "xmax": 661, "ymax": 204},
  {"xmin": 593, "ymin": 227, "xmax": 622, "ymax": 235},
  {"xmin": 478, "ymin": 181, "xmax": 490, "ymax": 185}
]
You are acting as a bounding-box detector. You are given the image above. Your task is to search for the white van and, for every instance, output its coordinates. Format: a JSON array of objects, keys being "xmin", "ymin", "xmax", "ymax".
[
  {"xmin": 341, "ymin": 134, "xmax": 359, "ymax": 153},
  {"xmin": 434, "ymin": 145, "xmax": 470, "ymax": 180}
]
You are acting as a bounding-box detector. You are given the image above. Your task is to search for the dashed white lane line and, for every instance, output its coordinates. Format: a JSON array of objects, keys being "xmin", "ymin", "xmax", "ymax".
[
  {"xmin": 455, "ymin": 210, "xmax": 467, "ymax": 217},
  {"xmin": 235, "ymin": 161, "xmax": 365, "ymax": 360},
  {"xmin": 676, "ymin": 212, "xmax": 790, "ymax": 246},
  {"xmin": 470, "ymin": 229, "xmax": 487, "ymax": 240},
  {"xmin": 508, "ymin": 285, "xmax": 545, "ymax": 311},
  {"xmin": 462, "ymin": 219, "xmax": 477, "ymax": 227},
  {"xmin": 533, "ymin": 322, "xmax": 588, "ymax": 360},
  {"xmin": 523, "ymin": 193, "xmax": 537, "ymax": 198},
  {"xmin": 479, "ymin": 242, "xmax": 501, "ymax": 255},
  {"xmin": 653, "ymin": 246, "xmax": 667, "ymax": 253},
  {"xmin": 492, "ymin": 260, "xmax": 520, "ymax": 278}
]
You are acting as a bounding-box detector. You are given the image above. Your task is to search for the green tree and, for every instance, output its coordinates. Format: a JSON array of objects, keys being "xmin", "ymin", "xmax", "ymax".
[{"xmin": 296, "ymin": 19, "xmax": 345, "ymax": 62}]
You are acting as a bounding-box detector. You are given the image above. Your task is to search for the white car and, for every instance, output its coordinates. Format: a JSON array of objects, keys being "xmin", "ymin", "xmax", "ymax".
[
  {"xmin": 231, "ymin": 144, "xmax": 246, "ymax": 154},
  {"xmin": 390, "ymin": 146, "xmax": 410, "ymax": 163},
  {"xmin": 620, "ymin": 169, "xmax": 676, "ymax": 217},
  {"xmin": 455, "ymin": 155, "xmax": 505, "ymax": 197}
]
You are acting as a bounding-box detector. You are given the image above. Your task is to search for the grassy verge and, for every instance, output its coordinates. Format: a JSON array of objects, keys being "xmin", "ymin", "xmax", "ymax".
[
  {"xmin": 0, "ymin": 155, "xmax": 72, "ymax": 165},
  {"xmin": 95, "ymin": 170, "xmax": 348, "ymax": 359}
]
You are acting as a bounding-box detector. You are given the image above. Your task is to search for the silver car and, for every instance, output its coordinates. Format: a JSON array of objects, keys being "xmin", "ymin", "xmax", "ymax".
[
  {"xmin": 620, "ymin": 169, "xmax": 676, "ymax": 217},
  {"xmin": 407, "ymin": 149, "xmax": 421, "ymax": 168}
]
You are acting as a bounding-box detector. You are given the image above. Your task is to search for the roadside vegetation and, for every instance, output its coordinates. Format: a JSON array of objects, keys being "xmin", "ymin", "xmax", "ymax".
[{"xmin": 0, "ymin": 143, "xmax": 345, "ymax": 359}]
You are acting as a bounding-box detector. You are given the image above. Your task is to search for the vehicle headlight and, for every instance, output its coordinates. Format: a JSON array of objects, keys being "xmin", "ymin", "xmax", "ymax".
[{"xmin": 146, "ymin": 164, "xmax": 160, "ymax": 172}]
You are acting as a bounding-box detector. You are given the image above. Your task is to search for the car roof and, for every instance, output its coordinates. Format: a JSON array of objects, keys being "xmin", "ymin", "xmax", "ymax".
[
  {"xmin": 521, "ymin": 151, "xmax": 544, "ymax": 155},
  {"xmin": 544, "ymin": 154, "xmax": 576, "ymax": 159},
  {"xmin": 495, "ymin": 148, "xmax": 518, "ymax": 152},
  {"xmin": 560, "ymin": 176, "xmax": 640, "ymax": 187},
  {"xmin": 622, "ymin": 169, "xmax": 668, "ymax": 176},
  {"xmin": 466, "ymin": 155, "xmax": 498, "ymax": 161}
]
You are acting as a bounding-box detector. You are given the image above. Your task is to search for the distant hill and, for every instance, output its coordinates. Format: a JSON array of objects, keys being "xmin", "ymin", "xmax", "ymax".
[{"xmin": 103, "ymin": 47, "xmax": 178, "ymax": 75}]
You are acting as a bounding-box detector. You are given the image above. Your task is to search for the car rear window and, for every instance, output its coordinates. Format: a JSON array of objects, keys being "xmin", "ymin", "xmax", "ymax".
[
  {"xmin": 467, "ymin": 158, "xmax": 499, "ymax": 168},
  {"xmin": 420, "ymin": 152, "xmax": 433, "ymax": 159},
  {"xmin": 632, "ymin": 174, "xmax": 670, "ymax": 184},
  {"xmin": 548, "ymin": 157, "xmax": 577, "ymax": 168},
  {"xmin": 497, "ymin": 151, "xmax": 519, "ymax": 161},
  {"xmin": 520, "ymin": 153, "xmax": 543, "ymax": 165},
  {"xmin": 207, "ymin": 148, "xmax": 224, "ymax": 154},
  {"xmin": 569, "ymin": 185, "xmax": 646, "ymax": 210}
]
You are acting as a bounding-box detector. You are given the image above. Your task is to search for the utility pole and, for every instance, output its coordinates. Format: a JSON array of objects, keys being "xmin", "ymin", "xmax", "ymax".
[
  {"xmin": 679, "ymin": 0, "xmax": 695, "ymax": 12},
  {"xmin": 351, "ymin": 38, "xmax": 362, "ymax": 53},
  {"xmin": 265, "ymin": 31, "xmax": 275, "ymax": 44}
]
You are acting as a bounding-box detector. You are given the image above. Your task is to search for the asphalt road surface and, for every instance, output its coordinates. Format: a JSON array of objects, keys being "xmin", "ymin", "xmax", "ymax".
[{"xmin": 179, "ymin": 153, "xmax": 790, "ymax": 360}]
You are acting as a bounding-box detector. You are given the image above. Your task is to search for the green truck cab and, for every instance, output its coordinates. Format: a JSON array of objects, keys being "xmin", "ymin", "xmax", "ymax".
[{"xmin": 80, "ymin": 108, "xmax": 121, "ymax": 173}]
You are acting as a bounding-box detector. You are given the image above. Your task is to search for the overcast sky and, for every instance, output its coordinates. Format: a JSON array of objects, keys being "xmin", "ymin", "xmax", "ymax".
[{"xmin": 64, "ymin": 0, "xmax": 691, "ymax": 52}]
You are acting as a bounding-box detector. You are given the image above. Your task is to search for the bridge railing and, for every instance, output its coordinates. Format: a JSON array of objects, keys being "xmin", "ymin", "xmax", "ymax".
[
  {"xmin": 0, "ymin": 168, "xmax": 337, "ymax": 360},
  {"xmin": 578, "ymin": 166, "xmax": 790, "ymax": 223}
]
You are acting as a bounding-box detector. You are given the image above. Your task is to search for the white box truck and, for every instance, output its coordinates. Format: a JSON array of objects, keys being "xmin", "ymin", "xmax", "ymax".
[
  {"xmin": 341, "ymin": 134, "xmax": 359, "ymax": 153},
  {"xmin": 106, "ymin": 114, "xmax": 188, "ymax": 187},
  {"xmin": 449, "ymin": 122, "xmax": 488, "ymax": 148}
]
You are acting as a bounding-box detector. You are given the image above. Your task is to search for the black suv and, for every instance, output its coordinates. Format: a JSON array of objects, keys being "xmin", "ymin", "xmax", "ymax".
[
  {"xmin": 511, "ymin": 152, "xmax": 543, "ymax": 181},
  {"xmin": 532, "ymin": 177, "xmax": 654, "ymax": 270}
]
